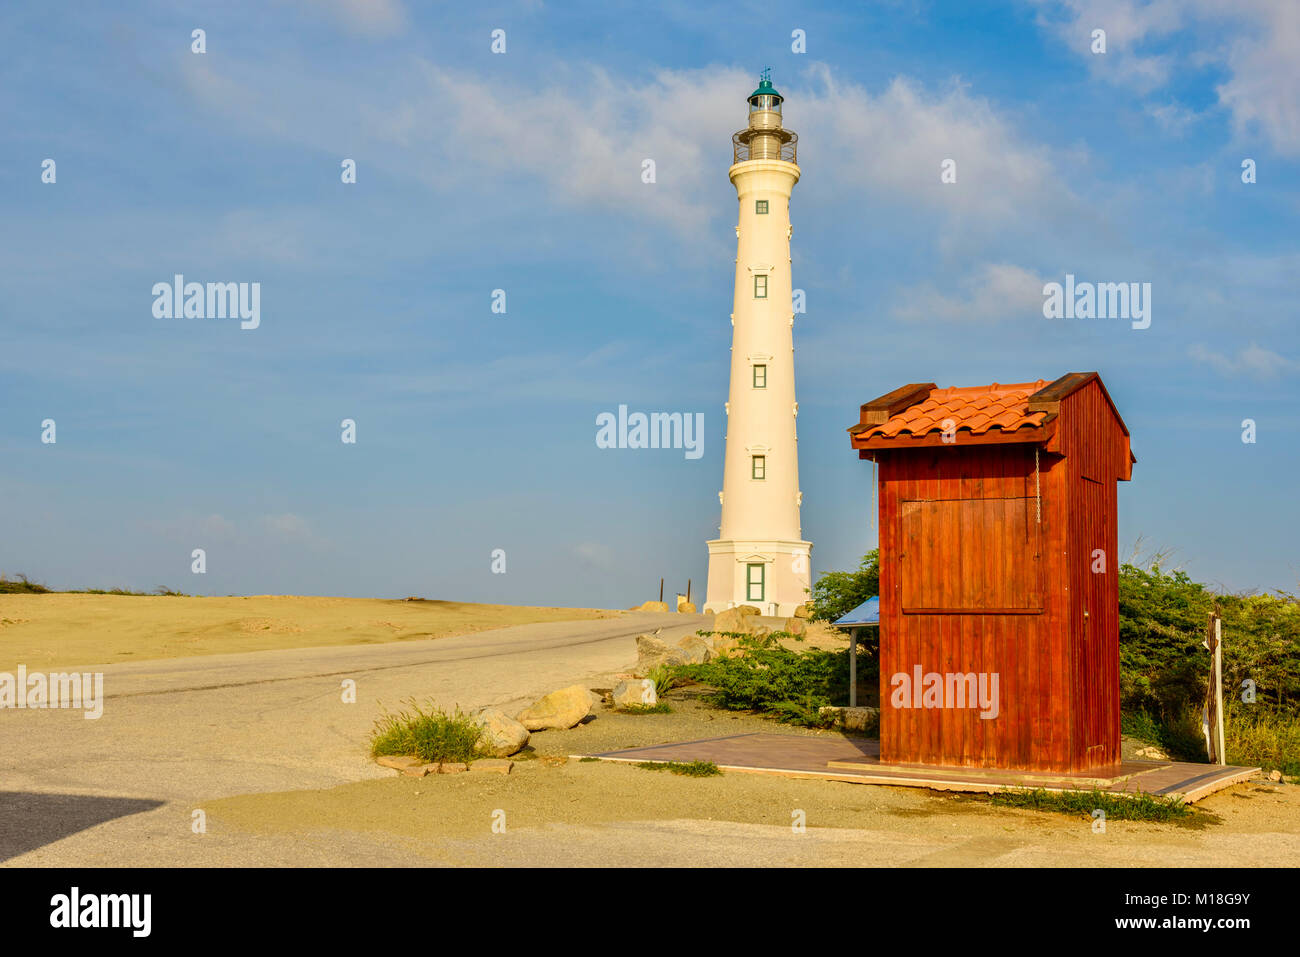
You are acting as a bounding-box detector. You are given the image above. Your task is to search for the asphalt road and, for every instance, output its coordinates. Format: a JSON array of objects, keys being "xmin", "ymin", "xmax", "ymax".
[{"xmin": 0, "ymin": 611, "xmax": 707, "ymax": 866}]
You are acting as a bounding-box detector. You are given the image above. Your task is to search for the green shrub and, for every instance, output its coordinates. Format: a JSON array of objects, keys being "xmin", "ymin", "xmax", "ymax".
[
  {"xmin": 645, "ymin": 664, "xmax": 680, "ymax": 699},
  {"xmin": 809, "ymin": 550, "xmax": 878, "ymax": 622},
  {"xmin": 672, "ymin": 632, "xmax": 858, "ymax": 727},
  {"xmin": 369, "ymin": 700, "xmax": 485, "ymax": 765},
  {"xmin": 0, "ymin": 575, "xmax": 50, "ymax": 594}
]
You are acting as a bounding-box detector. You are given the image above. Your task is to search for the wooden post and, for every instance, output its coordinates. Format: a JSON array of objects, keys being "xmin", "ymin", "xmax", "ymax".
[
  {"xmin": 1214, "ymin": 616, "xmax": 1226, "ymax": 765},
  {"xmin": 1203, "ymin": 610, "xmax": 1226, "ymax": 764},
  {"xmin": 659, "ymin": 578, "xmax": 664, "ymax": 603},
  {"xmin": 686, "ymin": 579, "xmax": 692, "ymax": 604},
  {"xmin": 849, "ymin": 628, "xmax": 858, "ymax": 708}
]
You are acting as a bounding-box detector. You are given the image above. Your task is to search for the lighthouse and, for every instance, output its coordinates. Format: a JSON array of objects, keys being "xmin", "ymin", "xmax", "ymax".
[{"xmin": 704, "ymin": 71, "xmax": 812, "ymax": 617}]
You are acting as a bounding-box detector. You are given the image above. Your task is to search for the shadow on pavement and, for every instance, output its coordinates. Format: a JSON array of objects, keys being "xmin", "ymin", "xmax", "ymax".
[{"xmin": 0, "ymin": 791, "xmax": 165, "ymax": 863}]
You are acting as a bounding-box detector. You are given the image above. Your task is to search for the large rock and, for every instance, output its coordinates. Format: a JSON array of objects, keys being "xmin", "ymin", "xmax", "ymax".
[
  {"xmin": 792, "ymin": 603, "xmax": 812, "ymax": 619},
  {"xmin": 637, "ymin": 600, "xmax": 670, "ymax": 612},
  {"xmin": 612, "ymin": 678, "xmax": 658, "ymax": 709},
  {"xmin": 515, "ymin": 684, "xmax": 596, "ymax": 731},
  {"xmin": 712, "ymin": 607, "xmax": 755, "ymax": 635},
  {"xmin": 676, "ymin": 634, "xmax": 714, "ymax": 664},
  {"xmin": 471, "ymin": 707, "xmax": 531, "ymax": 757},
  {"xmin": 636, "ymin": 633, "xmax": 689, "ymax": 673},
  {"xmin": 784, "ymin": 616, "xmax": 807, "ymax": 637},
  {"xmin": 677, "ymin": 601, "xmax": 697, "ymax": 614}
]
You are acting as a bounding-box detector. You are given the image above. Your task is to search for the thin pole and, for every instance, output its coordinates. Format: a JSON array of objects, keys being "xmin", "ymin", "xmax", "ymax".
[
  {"xmin": 1215, "ymin": 616, "xmax": 1226, "ymax": 765},
  {"xmin": 659, "ymin": 578, "xmax": 664, "ymax": 603},
  {"xmin": 686, "ymin": 579, "xmax": 692, "ymax": 604},
  {"xmin": 849, "ymin": 628, "xmax": 858, "ymax": 708}
]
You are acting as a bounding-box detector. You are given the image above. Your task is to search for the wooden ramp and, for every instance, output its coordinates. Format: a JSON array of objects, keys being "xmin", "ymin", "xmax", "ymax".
[{"xmin": 583, "ymin": 733, "xmax": 1258, "ymax": 804}]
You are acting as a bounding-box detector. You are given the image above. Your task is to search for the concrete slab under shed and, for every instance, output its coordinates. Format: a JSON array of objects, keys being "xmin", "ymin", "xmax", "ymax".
[{"xmin": 581, "ymin": 732, "xmax": 1258, "ymax": 804}]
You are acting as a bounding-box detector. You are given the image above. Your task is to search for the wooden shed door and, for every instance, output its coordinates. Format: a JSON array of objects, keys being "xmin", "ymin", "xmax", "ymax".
[{"xmin": 899, "ymin": 497, "xmax": 1042, "ymax": 613}]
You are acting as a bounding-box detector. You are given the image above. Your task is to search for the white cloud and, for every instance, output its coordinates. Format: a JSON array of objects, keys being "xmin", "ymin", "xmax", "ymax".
[
  {"xmin": 1189, "ymin": 342, "xmax": 1298, "ymax": 379},
  {"xmin": 1029, "ymin": 0, "xmax": 1300, "ymax": 155},
  {"xmin": 178, "ymin": 57, "xmax": 1076, "ymax": 237},
  {"xmin": 891, "ymin": 262, "xmax": 1050, "ymax": 323}
]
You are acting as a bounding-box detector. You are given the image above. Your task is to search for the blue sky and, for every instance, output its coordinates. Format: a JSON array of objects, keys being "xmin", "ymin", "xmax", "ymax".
[{"xmin": 2, "ymin": 0, "xmax": 1297, "ymax": 604}]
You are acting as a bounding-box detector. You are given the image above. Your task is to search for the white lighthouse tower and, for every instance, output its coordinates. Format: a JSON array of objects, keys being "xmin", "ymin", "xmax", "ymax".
[{"xmin": 704, "ymin": 71, "xmax": 812, "ymax": 617}]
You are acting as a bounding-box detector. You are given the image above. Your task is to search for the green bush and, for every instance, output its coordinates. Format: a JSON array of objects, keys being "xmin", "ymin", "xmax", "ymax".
[
  {"xmin": 810, "ymin": 550, "xmax": 878, "ymax": 622},
  {"xmin": 369, "ymin": 700, "xmax": 485, "ymax": 765},
  {"xmin": 0, "ymin": 575, "xmax": 50, "ymax": 594},
  {"xmin": 673, "ymin": 632, "xmax": 857, "ymax": 727}
]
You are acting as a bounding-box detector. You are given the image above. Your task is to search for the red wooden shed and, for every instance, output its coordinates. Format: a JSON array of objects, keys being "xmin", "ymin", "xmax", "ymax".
[{"xmin": 848, "ymin": 372, "xmax": 1134, "ymax": 774}]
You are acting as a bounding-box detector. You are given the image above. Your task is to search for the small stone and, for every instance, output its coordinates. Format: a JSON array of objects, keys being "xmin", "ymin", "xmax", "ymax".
[
  {"xmin": 1269, "ymin": 769, "xmax": 1283, "ymax": 782},
  {"xmin": 470, "ymin": 707, "xmax": 531, "ymax": 757},
  {"xmin": 613, "ymin": 678, "xmax": 658, "ymax": 709},
  {"xmin": 401, "ymin": 763, "xmax": 438, "ymax": 777},
  {"xmin": 539, "ymin": 755, "xmax": 568, "ymax": 768},
  {"xmin": 438, "ymin": 762, "xmax": 469, "ymax": 774},
  {"xmin": 469, "ymin": 759, "xmax": 514, "ymax": 775},
  {"xmin": 376, "ymin": 754, "xmax": 423, "ymax": 771},
  {"xmin": 1134, "ymin": 745, "xmax": 1170, "ymax": 761}
]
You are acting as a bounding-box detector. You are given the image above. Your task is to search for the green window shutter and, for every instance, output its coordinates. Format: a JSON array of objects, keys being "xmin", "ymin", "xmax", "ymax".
[
  {"xmin": 756, "ymin": 200, "xmax": 768, "ymax": 214},
  {"xmin": 746, "ymin": 563, "xmax": 766, "ymax": 602},
  {"xmin": 754, "ymin": 275, "xmax": 767, "ymax": 299},
  {"xmin": 752, "ymin": 454, "xmax": 765, "ymax": 480},
  {"xmin": 753, "ymin": 364, "xmax": 767, "ymax": 388}
]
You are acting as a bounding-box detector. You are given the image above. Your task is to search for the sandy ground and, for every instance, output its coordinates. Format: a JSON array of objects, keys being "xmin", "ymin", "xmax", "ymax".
[
  {"xmin": 200, "ymin": 690, "xmax": 1300, "ymax": 867},
  {"xmin": 4, "ymin": 600, "xmax": 1295, "ymax": 867},
  {"xmin": 0, "ymin": 593, "xmax": 616, "ymax": 671}
]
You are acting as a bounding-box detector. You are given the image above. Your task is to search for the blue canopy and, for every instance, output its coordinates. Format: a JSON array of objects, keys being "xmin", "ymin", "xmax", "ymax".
[{"xmin": 834, "ymin": 596, "xmax": 879, "ymax": 627}]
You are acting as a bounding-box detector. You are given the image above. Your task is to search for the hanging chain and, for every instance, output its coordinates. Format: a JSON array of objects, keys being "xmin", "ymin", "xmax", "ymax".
[{"xmin": 1034, "ymin": 445, "xmax": 1042, "ymax": 525}]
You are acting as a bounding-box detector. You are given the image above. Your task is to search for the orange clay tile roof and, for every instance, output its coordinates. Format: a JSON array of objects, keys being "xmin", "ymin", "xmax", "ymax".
[{"xmin": 861, "ymin": 380, "xmax": 1052, "ymax": 440}]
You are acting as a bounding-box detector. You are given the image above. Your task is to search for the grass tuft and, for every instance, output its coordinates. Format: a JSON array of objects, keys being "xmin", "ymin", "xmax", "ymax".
[
  {"xmin": 989, "ymin": 786, "xmax": 1192, "ymax": 823},
  {"xmin": 635, "ymin": 760, "xmax": 722, "ymax": 777},
  {"xmin": 369, "ymin": 699, "xmax": 485, "ymax": 765}
]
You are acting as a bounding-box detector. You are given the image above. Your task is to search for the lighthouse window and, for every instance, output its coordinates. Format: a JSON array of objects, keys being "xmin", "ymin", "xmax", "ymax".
[
  {"xmin": 754, "ymin": 275, "xmax": 767, "ymax": 299},
  {"xmin": 755, "ymin": 200, "xmax": 769, "ymax": 215},
  {"xmin": 753, "ymin": 364, "xmax": 767, "ymax": 388},
  {"xmin": 746, "ymin": 563, "xmax": 766, "ymax": 602},
  {"xmin": 751, "ymin": 454, "xmax": 766, "ymax": 480}
]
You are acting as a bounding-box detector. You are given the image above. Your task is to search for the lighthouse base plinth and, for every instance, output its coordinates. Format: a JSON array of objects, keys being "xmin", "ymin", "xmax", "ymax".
[{"xmin": 703, "ymin": 538, "xmax": 813, "ymax": 618}]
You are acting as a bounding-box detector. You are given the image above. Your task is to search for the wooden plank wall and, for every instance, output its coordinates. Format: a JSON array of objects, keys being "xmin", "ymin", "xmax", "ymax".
[{"xmin": 877, "ymin": 443, "xmax": 1073, "ymax": 771}]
